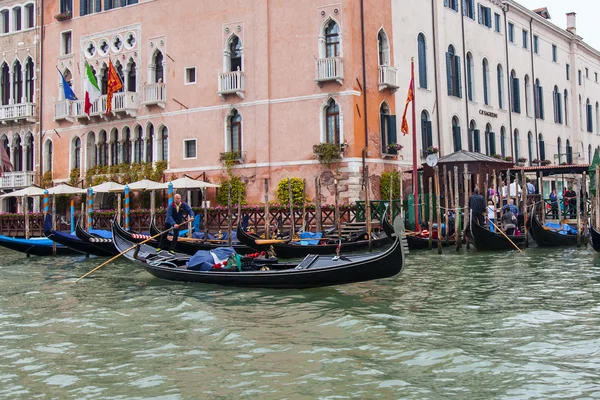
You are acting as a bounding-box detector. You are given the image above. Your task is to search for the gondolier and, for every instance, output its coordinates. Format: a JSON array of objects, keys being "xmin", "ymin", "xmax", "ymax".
[{"xmin": 157, "ymin": 194, "xmax": 195, "ymax": 254}]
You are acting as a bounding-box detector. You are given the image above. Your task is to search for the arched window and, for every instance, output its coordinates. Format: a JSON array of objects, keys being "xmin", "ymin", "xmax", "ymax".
[
  {"xmin": 380, "ymin": 102, "xmax": 393, "ymax": 153},
  {"xmin": 0, "ymin": 63, "xmax": 9, "ymax": 105},
  {"xmin": 452, "ymin": 117, "xmax": 461, "ymax": 152},
  {"xmin": 13, "ymin": 60, "xmax": 22, "ymax": 103},
  {"xmin": 100, "ymin": 66, "xmax": 108, "ymax": 95},
  {"xmin": 485, "ymin": 123, "xmax": 495, "ymax": 156},
  {"xmin": 564, "ymin": 89, "xmax": 568, "ymax": 125},
  {"xmin": 421, "ymin": 110, "xmax": 432, "ymax": 155},
  {"xmin": 1, "ymin": 136, "xmax": 9, "ymax": 173},
  {"xmin": 482, "ymin": 58, "xmax": 489, "ymax": 105},
  {"xmin": 133, "ymin": 125, "xmax": 143, "ymax": 163},
  {"xmin": 12, "ymin": 6, "xmax": 21, "ymax": 31},
  {"xmin": 154, "ymin": 50, "xmax": 164, "ymax": 83},
  {"xmin": 146, "ymin": 123, "xmax": 154, "ymax": 163},
  {"xmin": 73, "ymin": 137, "xmax": 81, "ymax": 170},
  {"xmin": 579, "ymin": 95, "xmax": 583, "ymax": 129},
  {"xmin": 13, "ymin": 135, "xmax": 22, "ymax": 172},
  {"xmin": 115, "ymin": 62, "xmax": 125, "ymax": 93},
  {"xmin": 417, "ymin": 33, "xmax": 427, "ymax": 89},
  {"xmin": 110, "ymin": 129, "xmax": 118, "ymax": 166},
  {"xmin": 325, "ymin": 20, "xmax": 340, "ymax": 58},
  {"xmin": 160, "ymin": 126, "xmax": 168, "ymax": 161},
  {"xmin": 378, "ymin": 30, "xmax": 390, "ymax": 66},
  {"xmin": 586, "ymin": 98, "xmax": 593, "ymax": 132},
  {"xmin": 25, "ymin": 134, "xmax": 33, "ymax": 171},
  {"xmin": 510, "ymin": 70, "xmax": 520, "ymax": 113},
  {"xmin": 44, "ymin": 140, "xmax": 53, "ymax": 173},
  {"xmin": 86, "ymin": 132, "xmax": 96, "ymax": 170},
  {"xmin": 98, "ymin": 130, "xmax": 108, "ymax": 167},
  {"xmin": 446, "ymin": 45, "xmax": 461, "ymax": 98},
  {"xmin": 24, "ymin": 4, "xmax": 34, "ymax": 28},
  {"xmin": 469, "ymin": 120, "xmax": 479, "ymax": 152},
  {"xmin": 25, "ymin": 58, "xmax": 34, "ymax": 102},
  {"xmin": 0, "ymin": 10, "xmax": 7, "ymax": 34},
  {"xmin": 497, "ymin": 64, "xmax": 504, "ymax": 109},
  {"xmin": 524, "ymin": 75, "xmax": 530, "ymax": 116},
  {"xmin": 324, "ymin": 99, "xmax": 340, "ymax": 144},
  {"xmin": 539, "ymin": 134, "xmax": 545, "ymax": 161},
  {"xmin": 513, "ymin": 129, "xmax": 519, "ymax": 160},
  {"xmin": 527, "ymin": 131, "xmax": 533, "ymax": 164},
  {"xmin": 566, "ymin": 139, "xmax": 573, "ymax": 164},
  {"xmin": 127, "ymin": 60, "xmax": 136, "ymax": 92},
  {"xmin": 553, "ymin": 86, "xmax": 562, "ymax": 124},
  {"xmin": 228, "ymin": 109, "xmax": 242, "ymax": 152},
  {"xmin": 557, "ymin": 137, "xmax": 562, "ymax": 164},
  {"xmin": 228, "ymin": 35, "xmax": 243, "ymax": 72},
  {"xmin": 122, "ymin": 127, "xmax": 131, "ymax": 164},
  {"xmin": 534, "ymin": 79, "xmax": 544, "ymax": 119},
  {"xmin": 500, "ymin": 126, "xmax": 506, "ymax": 156},
  {"xmin": 466, "ymin": 52, "xmax": 473, "ymax": 101}
]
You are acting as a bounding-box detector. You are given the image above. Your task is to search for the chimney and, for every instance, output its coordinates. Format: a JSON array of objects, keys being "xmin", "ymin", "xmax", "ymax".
[{"xmin": 566, "ymin": 12, "xmax": 576, "ymax": 35}]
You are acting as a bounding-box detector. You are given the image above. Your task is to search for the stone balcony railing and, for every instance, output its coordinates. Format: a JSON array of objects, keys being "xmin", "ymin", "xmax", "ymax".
[
  {"xmin": 378, "ymin": 65, "xmax": 399, "ymax": 92},
  {"xmin": 315, "ymin": 57, "xmax": 344, "ymax": 86},
  {"xmin": 57, "ymin": 92, "xmax": 140, "ymax": 121},
  {"xmin": 54, "ymin": 100, "xmax": 72, "ymax": 121},
  {"xmin": 0, "ymin": 103, "xmax": 36, "ymax": 124},
  {"xmin": 0, "ymin": 171, "xmax": 35, "ymax": 189},
  {"xmin": 142, "ymin": 83, "xmax": 166, "ymax": 108},
  {"xmin": 218, "ymin": 70, "xmax": 245, "ymax": 99}
]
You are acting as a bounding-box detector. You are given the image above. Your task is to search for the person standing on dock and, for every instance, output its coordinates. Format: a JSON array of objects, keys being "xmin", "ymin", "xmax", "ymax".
[
  {"xmin": 468, "ymin": 188, "xmax": 486, "ymax": 227},
  {"xmin": 549, "ymin": 189, "xmax": 559, "ymax": 219},
  {"xmin": 157, "ymin": 194, "xmax": 195, "ymax": 254}
]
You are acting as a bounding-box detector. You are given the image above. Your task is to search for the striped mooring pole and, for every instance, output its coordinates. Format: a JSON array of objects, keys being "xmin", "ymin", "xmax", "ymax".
[
  {"xmin": 43, "ymin": 190, "xmax": 49, "ymax": 217},
  {"xmin": 124, "ymin": 184, "xmax": 130, "ymax": 231},
  {"xmin": 168, "ymin": 181, "xmax": 174, "ymax": 208},
  {"xmin": 70, "ymin": 200, "xmax": 75, "ymax": 233},
  {"xmin": 87, "ymin": 187, "xmax": 94, "ymax": 233}
]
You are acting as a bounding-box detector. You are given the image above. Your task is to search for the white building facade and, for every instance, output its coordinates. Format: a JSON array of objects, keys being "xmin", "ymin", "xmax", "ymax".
[{"xmin": 392, "ymin": 0, "xmax": 600, "ymax": 167}]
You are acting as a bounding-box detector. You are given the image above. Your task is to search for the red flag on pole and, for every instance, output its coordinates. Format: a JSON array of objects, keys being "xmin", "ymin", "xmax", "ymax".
[
  {"xmin": 0, "ymin": 144, "xmax": 13, "ymax": 177},
  {"xmin": 401, "ymin": 77, "xmax": 414, "ymax": 136},
  {"xmin": 106, "ymin": 59, "xmax": 123, "ymax": 116}
]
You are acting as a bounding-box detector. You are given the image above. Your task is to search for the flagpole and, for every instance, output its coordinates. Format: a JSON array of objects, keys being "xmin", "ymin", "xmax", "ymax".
[{"xmin": 411, "ymin": 58, "xmax": 419, "ymax": 232}]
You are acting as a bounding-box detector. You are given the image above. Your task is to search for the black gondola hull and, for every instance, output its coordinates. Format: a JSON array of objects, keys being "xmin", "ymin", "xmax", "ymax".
[
  {"xmin": 530, "ymin": 215, "xmax": 578, "ymax": 247},
  {"xmin": 0, "ymin": 235, "xmax": 82, "ymax": 256},
  {"xmin": 44, "ymin": 229, "xmax": 109, "ymax": 256},
  {"xmin": 75, "ymin": 220, "xmax": 119, "ymax": 256},
  {"xmin": 590, "ymin": 227, "xmax": 600, "ymax": 252},
  {"xmin": 469, "ymin": 221, "xmax": 527, "ymax": 251},
  {"xmin": 405, "ymin": 235, "xmax": 456, "ymax": 250}
]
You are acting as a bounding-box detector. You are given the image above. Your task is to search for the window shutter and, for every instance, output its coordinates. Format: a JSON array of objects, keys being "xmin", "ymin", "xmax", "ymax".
[
  {"xmin": 455, "ymin": 56, "xmax": 462, "ymax": 98},
  {"xmin": 121, "ymin": 0, "xmax": 127, "ymax": 6},
  {"xmin": 388, "ymin": 115, "xmax": 397, "ymax": 147},
  {"xmin": 539, "ymin": 140, "xmax": 545, "ymax": 160},
  {"xmin": 454, "ymin": 126, "xmax": 462, "ymax": 151},
  {"xmin": 418, "ymin": 39, "xmax": 427, "ymax": 89},
  {"xmin": 485, "ymin": 7, "xmax": 491, "ymax": 26},
  {"xmin": 470, "ymin": 0, "xmax": 475, "ymax": 18},
  {"xmin": 497, "ymin": 71, "xmax": 503, "ymax": 109},
  {"xmin": 425, "ymin": 121, "xmax": 433, "ymax": 148},
  {"xmin": 380, "ymin": 113, "xmax": 386, "ymax": 153},
  {"xmin": 474, "ymin": 129, "xmax": 481, "ymax": 152},
  {"xmin": 421, "ymin": 119, "xmax": 428, "ymax": 151},
  {"xmin": 444, "ymin": 0, "xmax": 449, "ymax": 7},
  {"xmin": 105, "ymin": 0, "xmax": 112, "ymax": 10},
  {"xmin": 557, "ymin": 94, "xmax": 562, "ymax": 123},
  {"xmin": 538, "ymin": 86, "xmax": 544, "ymax": 119},
  {"xmin": 478, "ymin": 4, "xmax": 483, "ymax": 24},
  {"xmin": 95, "ymin": 0, "xmax": 101, "ymax": 12},
  {"xmin": 468, "ymin": 129, "xmax": 474, "ymax": 151},
  {"xmin": 553, "ymin": 92, "xmax": 558, "ymax": 122},
  {"xmin": 80, "ymin": 0, "xmax": 87, "ymax": 15},
  {"xmin": 512, "ymin": 78, "xmax": 520, "ymax": 113},
  {"xmin": 462, "ymin": 0, "xmax": 467, "ymax": 15},
  {"xmin": 446, "ymin": 52, "xmax": 453, "ymax": 96},
  {"xmin": 490, "ymin": 132, "xmax": 496, "ymax": 154},
  {"xmin": 587, "ymin": 104, "xmax": 593, "ymax": 132},
  {"xmin": 484, "ymin": 131, "xmax": 489, "ymax": 154}
]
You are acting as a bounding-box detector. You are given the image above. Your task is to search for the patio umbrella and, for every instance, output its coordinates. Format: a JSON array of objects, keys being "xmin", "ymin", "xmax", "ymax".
[
  {"xmin": 113, "ymin": 179, "xmax": 168, "ymax": 191},
  {"xmin": 90, "ymin": 181, "xmax": 125, "ymax": 193},
  {"xmin": 46, "ymin": 183, "xmax": 87, "ymax": 195},
  {"xmin": 0, "ymin": 185, "xmax": 46, "ymax": 198},
  {"xmin": 169, "ymin": 176, "xmax": 221, "ymax": 189}
]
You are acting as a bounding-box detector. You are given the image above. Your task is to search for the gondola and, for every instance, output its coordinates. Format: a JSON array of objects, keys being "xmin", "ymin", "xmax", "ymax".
[
  {"xmin": 590, "ymin": 226, "xmax": 600, "ymax": 252},
  {"xmin": 405, "ymin": 235, "xmax": 456, "ymax": 250},
  {"xmin": 112, "ymin": 216, "xmax": 406, "ymax": 289},
  {"xmin": 43, "ymin": 215, "xmax": 113, "ymax": 257},
  {"xmin": 529, "ymin": 212, "xmax": 578, "ymax": 247},
  {"xmin": 149, "ymin": 218, "xmax": 255, "ymax": 255},
  {"xmin": 236, "ymin": 221, "xmax": 392, "ymax": 259},
  {"xmin": 74, "ymin": 220, "xmax": 120, "ymax": 256},
  {"xmin": 468, "ymin": 220, "xmax": 527, "ymax": 251}
]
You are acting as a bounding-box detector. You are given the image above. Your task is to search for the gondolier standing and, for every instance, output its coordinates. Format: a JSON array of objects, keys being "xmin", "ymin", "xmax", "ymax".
[{"xmin": 157, "ymin": 194, "xmax": 195, "ymax": 254}]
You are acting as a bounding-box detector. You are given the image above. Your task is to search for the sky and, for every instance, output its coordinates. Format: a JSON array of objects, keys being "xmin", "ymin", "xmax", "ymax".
[{"xmin": 517, "ymin": 0, "xmax": 600, "ymax": 51}]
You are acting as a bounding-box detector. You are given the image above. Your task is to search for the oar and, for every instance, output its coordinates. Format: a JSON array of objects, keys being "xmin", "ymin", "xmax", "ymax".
[
  {"xmin": 489, "ymin": 220, "xmax": 524, "ymax": 254},
  {"xmin": 73, "ymin": 227, "xmax": 173, "ymax": 283}
]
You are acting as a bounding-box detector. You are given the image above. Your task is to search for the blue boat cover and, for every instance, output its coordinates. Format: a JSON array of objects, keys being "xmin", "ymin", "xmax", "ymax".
[
  {"xmin": 186, "ymin": 247, "xmax": 236, "ymax": 271},
  {"xmin": 298, "ymin": 232, "xmax": 323, "ymax": 246},
  {"xmin": 89, "ymin": 229, "xmax": 112, "ymax": 239},
  {"xmin": 192, "ymin": 232, "xmax": 216, "ymax": 240},
  {"xmin": 544, "ymin": 222, "xmax": 577, "ymax": 235}
]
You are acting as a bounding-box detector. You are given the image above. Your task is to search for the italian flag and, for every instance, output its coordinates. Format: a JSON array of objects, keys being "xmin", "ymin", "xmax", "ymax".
[{"xmin": 83, "ymin": 62, "xmax": 100, "ymax": 115}]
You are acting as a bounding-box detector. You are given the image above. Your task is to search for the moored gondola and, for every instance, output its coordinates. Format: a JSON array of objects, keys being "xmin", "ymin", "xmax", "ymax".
[
  {"xmin": 112, "ymin": 216, "xmax": 406, "ymax": 289},
  {"xmin": 149, "ymin": 218, "xmax": 255, "ymax": 255},
  {"xmin": 75, "ymin": 219, "xmax": 120, "ymax": 256},
  {"xmin": 236, "ymin": 222, "xmax": 391, "ymax": 259},
  {"xmin": 43, "ymin": 215, "xmax": 112, "ymax": 257},
  {"xmin": 405, "ymin": 234, "xmax": 456, "ymax": 250},
  {"xmin": 529, "ymin": 213, "xmax": 578, "ymax": 247},
  {"xmin": 469, "ymin": 220, "xmax": 527, "ymax": 251},
  {"xmin": 590, "ymin": 226, "xmax": 600, "ymax": 252}
]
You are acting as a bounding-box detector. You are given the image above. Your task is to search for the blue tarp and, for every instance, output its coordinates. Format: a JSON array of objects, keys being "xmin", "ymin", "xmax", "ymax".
[
  {"xmin": 297, "ymin": 232, "xmax": 323, "ymax": 246},
  {"xmin": 192, "ymin": 232, "xmax": 216, "ymax": 240},
  {"xmin": 89, "ymin": 229, "xmax": 112, "ymax": 239},
  {"xmin": 186, "ymin": 247, "xmax": 236, "ymax": 271},
  {"xmin": 544, "ymin": 222, "xmax": 577, "ymax": 235}
]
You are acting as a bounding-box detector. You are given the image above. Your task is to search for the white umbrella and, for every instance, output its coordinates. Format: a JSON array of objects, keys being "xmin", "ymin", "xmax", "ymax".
[
  {"xmin": 91, "ymin": 181, "xmax": 125, "ymax": 193},
  {"xmin": 170, "ymin": 176, "xmax": 221, "ymax": 189},
  {"xmin": 46, "ymin": 183, "xmax": 87, "ymax": 195},
  {"xmin": 0, "ymin": 185, "xmax": 46, "ymax": 198},
  {"xmin": 113, "ymin": 179, "xmax": 168, "ymax": 191}
]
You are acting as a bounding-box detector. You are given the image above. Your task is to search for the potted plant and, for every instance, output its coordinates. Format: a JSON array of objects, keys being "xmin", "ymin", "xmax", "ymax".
[
  {"xmin": 502, "ymin": 156, "xmax": 514, "ymax": 162},
  {"xmin": 54, "ymin": 11, "xmax": 72, "ymax": 21},
  {"xmin": 313, "ymin": 143, "xmax": 343, "ymax": 167},
  {"xmin": 427, "ymin": 146, "xmax": 439, "ymax": 154},
  {"xmin": 541, "ymin": 159, "xmax": 552, "ymax": 166},
  {"xmin": 492, "ymin": 153, "xmax": 503, "ymax": 160},
  {"xmin": 517, "ymin": 157, "xmax": 527, "ymax": 165},
  {"xmin": 385, "ymin": 143, "xmax": 403, "ymax": 156},
  {"xmin": 532, "ymin": 158, "xmax": 541, "ymax": 165}
]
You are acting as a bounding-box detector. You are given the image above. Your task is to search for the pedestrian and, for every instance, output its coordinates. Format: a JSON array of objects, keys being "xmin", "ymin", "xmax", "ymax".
[
  {"xmin": 564, "ymin": 186, "xmax": 577, "ymax": 219},
  {"xmin": 487, "ymin": 200, "xmax": 497, "ymax": 232},
  {"xmin": 526, "ymin": 178, "xmax": 536, "ymax": 194},
  {"xmin": 468, "ymin": 187, "xmax": 486, "ymax": 226},
  {"xmin": 502, "ymin": 198, "xmax": 519, "ymax": 217},
  {"xmin": 549, "ymin": 188, "xmax": 559, "ymax": 219},
  {"xmin": 157, "ymin": 193, "xmax": 195, "ymax": 254}
]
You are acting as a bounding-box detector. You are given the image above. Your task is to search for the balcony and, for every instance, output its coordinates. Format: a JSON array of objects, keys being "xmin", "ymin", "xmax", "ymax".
[
  {"xmin": 0, "ymin": 103, "xmax": 36, "ymax": 124},
  {"xmin": 54, "ymin": 100, "xmax": 73, "ymax": 122},
  {"xmin": 112, "ymin": 92, "xmax": 139, "ymax": 117},
  {"xmin": 378, "ymin": 65, "xmax": 399, "ymax": 93},
  {"xmin": 315, "ymin": 57, "xmax": 344, "ymax": 86},
  {"xmin": 218, "ymin": 70, "xmax": 245, "ymax": 100},
  {"xmin": 1, "ymin": 171, "xmax": 35, "ymax": 189},
  {"xmin": 73, "ymin": 100, "xmax": 89, "ymax": 123},
  {"xmin": 142, "ymin": 83, "xmax": 166, "ymax": 108}
]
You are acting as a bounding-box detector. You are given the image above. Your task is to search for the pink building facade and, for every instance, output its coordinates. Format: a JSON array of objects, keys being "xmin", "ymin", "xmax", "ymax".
[{"xmin": 41, "ymin": 0, "xmax": 402, "ymax": 205}]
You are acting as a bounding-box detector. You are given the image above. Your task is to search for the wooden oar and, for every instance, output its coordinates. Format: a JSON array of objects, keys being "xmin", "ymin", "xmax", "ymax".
[
  {"xmin": 489, "ymin": 220, "xmax": 523, "ymax": 254},
  {"xmin": 73, "ymin": 227, "xmax": 173, "ymax": 283}
]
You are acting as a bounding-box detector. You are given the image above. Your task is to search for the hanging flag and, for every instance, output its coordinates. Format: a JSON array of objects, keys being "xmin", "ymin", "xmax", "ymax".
[
  {"xmin": 106, "ymin": 59, "xmax": 123, "ymax": 116},
  {"xmin": 400, "ymin": 77, "xmax": 414, "ymax": 135},
  {"xmin": 0, "ymin": 144, "xmax": 13, "ymax": 176},
  {"xmin": 83, "ymin": 61, "xmax": 101, "ymax": 115},
  {"xmin": 57, "ymin": 67, "xmax": 77, "ymax": 101}
]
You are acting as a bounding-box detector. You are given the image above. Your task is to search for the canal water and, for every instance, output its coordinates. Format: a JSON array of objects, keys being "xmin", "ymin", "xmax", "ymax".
[{"xmin": 1, "ymin": 246, "xmax": 599, "ymax": 399}]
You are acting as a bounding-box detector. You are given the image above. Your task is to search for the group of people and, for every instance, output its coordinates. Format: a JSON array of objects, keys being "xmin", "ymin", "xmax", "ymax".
[
  {"xmin": 548, "ymin": 187, "xmax": 580, "ymax": 219},
  {"xmin": 469, "ymin": 185, "xmax": 521, "ymax": 236}
]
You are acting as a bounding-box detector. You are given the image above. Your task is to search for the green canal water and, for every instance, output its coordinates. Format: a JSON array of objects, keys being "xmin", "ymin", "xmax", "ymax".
[{"xmin": 1, "ymin": 246, "xmax": 599, "ymax": 399}]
